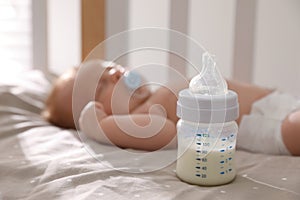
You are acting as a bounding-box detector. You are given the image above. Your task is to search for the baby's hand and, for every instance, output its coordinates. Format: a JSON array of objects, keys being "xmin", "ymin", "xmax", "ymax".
[
  {"xmin": 79, "ymin": 101, "xmax": 108, "ymax": 127},
  {"xmin": 79, "ymin": 101, "xmax": 110, "ymax": 144},
  {"xmin": 93, "ymin": 102, "xmax": 108, "ymax": 121}
]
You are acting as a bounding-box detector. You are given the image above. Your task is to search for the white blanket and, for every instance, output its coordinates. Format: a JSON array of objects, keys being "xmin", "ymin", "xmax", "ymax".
[{"xmin": 0, "ymin": 70, "xmax": 299, "ymax": 200}]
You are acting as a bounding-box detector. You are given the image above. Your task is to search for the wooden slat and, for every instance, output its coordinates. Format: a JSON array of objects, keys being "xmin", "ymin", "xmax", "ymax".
[{"xmin": 81, "ymin": 0, "xmax": 106, "ymax": 60}]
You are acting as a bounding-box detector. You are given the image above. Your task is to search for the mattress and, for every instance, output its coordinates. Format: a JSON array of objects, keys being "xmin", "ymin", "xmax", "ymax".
[{"xmin": 0, "ymin": 70, "xmax": 299, "ymax": 200}]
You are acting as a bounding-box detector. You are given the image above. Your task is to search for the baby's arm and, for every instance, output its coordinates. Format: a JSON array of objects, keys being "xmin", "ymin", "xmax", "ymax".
[{"xmin": 79, "ymin": 102, "xmax": 177, "ymax": 151}]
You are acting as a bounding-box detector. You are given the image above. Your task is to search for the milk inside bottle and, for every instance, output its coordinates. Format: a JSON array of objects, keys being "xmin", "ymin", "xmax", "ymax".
[{"xmin": 176, "ymin": 52, "xmax": 239, "ymax": 186}]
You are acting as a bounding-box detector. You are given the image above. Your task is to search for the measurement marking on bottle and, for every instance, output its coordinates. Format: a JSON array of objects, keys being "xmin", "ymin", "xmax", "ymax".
[
  {"xmin": 203, "ymin": 143, "xmax": 210, "ymax": 147},
  {"xmin": 204, "ymin": 150, "xmax": 208, "ymax": 154}
]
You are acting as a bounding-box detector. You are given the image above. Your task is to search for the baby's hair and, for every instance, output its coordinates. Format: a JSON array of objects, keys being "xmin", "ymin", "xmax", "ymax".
[
  {"xmin": 42, "ymin": 67, "xmax": 78, "ymax": 129},
  {"xmin": 42, "ymin": 61, "xmax": 116, "ymax": 129}
]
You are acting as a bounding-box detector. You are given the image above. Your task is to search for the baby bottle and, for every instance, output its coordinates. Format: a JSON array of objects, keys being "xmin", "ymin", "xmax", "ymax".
[{"xmin": 176, "ymin": 52, "xmax": 239, "ymax": 186}]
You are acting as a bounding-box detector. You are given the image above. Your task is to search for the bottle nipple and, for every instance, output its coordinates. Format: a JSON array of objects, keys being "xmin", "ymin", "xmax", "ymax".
[{"xmin": 189, "ymin": 52, "xmax": 228, "ymax": 95}]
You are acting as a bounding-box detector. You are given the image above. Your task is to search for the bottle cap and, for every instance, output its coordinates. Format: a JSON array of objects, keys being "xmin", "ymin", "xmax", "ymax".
[{"xmin": 177, "ymin": 89, "xmax": 239, "ymax": 123}]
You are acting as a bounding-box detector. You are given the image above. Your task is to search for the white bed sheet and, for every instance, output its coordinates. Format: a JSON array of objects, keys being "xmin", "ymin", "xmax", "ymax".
[{"xmin": 0, "ymin": 70, "xmax": 299, "ymax": 200}]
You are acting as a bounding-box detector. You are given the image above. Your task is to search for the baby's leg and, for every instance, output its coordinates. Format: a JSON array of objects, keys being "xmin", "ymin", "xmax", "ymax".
[
  {"xmin": 231, "ymin": 80, "xmax": 299, "ymax": 155},
  {"xmin": 282, "ymin": 110, "xmax": 300, "ymax": 156},
  {"xmin": 227, "ymin": 80, "xmax": 273, "ymax": 124}
]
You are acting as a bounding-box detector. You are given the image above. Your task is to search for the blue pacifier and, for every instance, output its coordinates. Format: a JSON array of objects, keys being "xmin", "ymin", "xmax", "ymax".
[{"xmin": 123, "ymin": 71, "xmax": 142, "ymax": 90}]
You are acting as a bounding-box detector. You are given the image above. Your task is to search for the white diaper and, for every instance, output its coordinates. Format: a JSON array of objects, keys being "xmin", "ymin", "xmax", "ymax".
[{"xmin": 237, "ymin": 91, "xmax": 300, "ymax": 155}]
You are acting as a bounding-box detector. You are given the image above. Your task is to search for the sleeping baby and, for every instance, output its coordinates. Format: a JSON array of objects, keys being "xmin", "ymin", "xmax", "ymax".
[{"xmin": 42, "ymin": 60, "xmax": 300, "ymax": 155}]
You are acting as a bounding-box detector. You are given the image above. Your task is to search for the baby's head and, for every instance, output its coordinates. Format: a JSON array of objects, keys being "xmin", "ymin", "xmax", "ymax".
[
  {"xmin": 42, "ymin": 67, "xmax": 78, "ymax": 129},
  {"xmin": 42, "ymin": 61, "xmax": 151, "ymax": 129}
]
